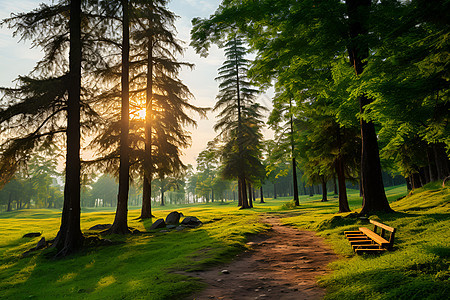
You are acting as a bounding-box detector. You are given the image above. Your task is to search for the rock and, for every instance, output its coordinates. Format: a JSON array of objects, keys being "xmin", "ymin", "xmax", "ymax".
[
  {"xmin": 150, "ymin": 219, "xmax": 166, "ymax": 230},
  {"xmin": 181, "ymin": 216, "xmax": 202, "ymax": 227},
  {"xmin": 23, "ymin": 232, "xmax": 41, "ymax": 238},
  {"xmin": 165, "ymin": 211, "xmax": 183, "ymax": 225},
  {"xmin": 35, "ymin": 237, "xmax": 46, "ymax": 250},
  {"xmin": 221, "ymin": 269, "xmax": 230, "ymax": 274},
  {"xmin": 175, "ymin": 225, "xmax": 185, "ymax": 231},
  {"xmin": 166, "ymin": 225, "xmax": 177, "ymax": 229},
  {"xmin": 89, "ymin": 224, "xmax": 111, "ymax": 230},
  {"xmin": 160, "ymin": 230, "xmax": 169, "ymax": 233}
]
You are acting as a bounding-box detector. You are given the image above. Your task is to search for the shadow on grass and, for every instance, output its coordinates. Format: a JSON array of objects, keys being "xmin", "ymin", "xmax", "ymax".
[{"xmin": 325, "ymin": 265, "xmax": 449, "ymax": 299}]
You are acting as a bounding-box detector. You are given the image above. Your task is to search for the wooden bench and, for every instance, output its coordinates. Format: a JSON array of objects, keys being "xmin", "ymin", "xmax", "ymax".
[{"xmin": 344, "ymin": 220, "xmax": 396, "ymax": 254}]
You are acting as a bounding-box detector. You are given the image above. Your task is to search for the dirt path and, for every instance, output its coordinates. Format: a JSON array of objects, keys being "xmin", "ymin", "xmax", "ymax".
[{"xmin": 189, "ymin": 215, "xmax": 338, "ymax": 300}]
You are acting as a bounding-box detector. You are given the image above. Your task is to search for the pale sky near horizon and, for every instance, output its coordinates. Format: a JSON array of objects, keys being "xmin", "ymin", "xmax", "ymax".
[{"xmin": 0, "ymin": 0, "xmax": 273, "ymax": 169}]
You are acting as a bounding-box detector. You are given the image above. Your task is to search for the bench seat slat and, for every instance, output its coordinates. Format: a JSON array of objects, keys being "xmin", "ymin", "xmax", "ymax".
[{"xmin": 359, "ymin": 227, "xmax": 389, "ymax": 246}]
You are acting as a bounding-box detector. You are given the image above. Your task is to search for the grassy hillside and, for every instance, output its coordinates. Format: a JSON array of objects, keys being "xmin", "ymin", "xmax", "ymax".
[{"xmin": 281, "ymin": 183, "xmax": 449, "ymax": 299}]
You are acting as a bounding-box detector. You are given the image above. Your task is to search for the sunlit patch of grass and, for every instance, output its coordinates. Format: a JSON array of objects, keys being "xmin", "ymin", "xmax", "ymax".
[
  {"xmin": 57, "ymin": 272, "xmax": 78, "ymax": 283},
  {"xmin": 96, "ymin": 275, "xmax": 116, "ymax": 290}
]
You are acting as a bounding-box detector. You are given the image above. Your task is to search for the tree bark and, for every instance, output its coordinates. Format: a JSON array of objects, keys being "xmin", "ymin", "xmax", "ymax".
[
  {"xmin": 247, "ymin": 182, "xmax": 253, "ymax": 208},
  {"xmin": 346, "ymin": 0, "xmax": 392, "ymax": 215},
  {"xmin": 240, "ymin": 176, "xmax": 250, "ymax": 208},
  {"xmin": 321, "ymin": 176, "xmax": 328, "ymax": 202},
  {"xmin": 109, "ymin": 0, "xmax": 131, "ymax": 234},
  {"xmin": 434, "ymin": 143, "xmax": 450, "ymax": 180},
  {"xmin": 260, "ymin": 186, "xmax": 265, "ymax": 203},
  {"xmin": 140, "ymin": 178, "xmax": 154, "ymax": 218},
  {"xmin": 273, "ymin": 183, "xmax": 277, "ymax": 199},
  {"xmin": 333, "ymin": 175, "xmax": 338, "ymax": 195},
  {"xmin": 54, "ymin": 0, "xmax": 83, "ymax": 256},
  {"xmin": 140, "ymin": 24, "xmax": 154, "ymax": 219},
  {"xmin": 161, "ymin": 184, "xmax": 165, "ymax": 206},
  {"xmin": 335, "ymin": 158, "xmax": 351, "ymax": 212},
  {"xmin": 7, "ymin": 192, "xmax": 12, "ymax": 212}
]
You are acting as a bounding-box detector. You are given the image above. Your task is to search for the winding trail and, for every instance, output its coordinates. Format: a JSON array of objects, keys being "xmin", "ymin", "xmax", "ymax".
[{"xmin": 189, "ymin": 215, "xmax": 338, "ymax": 300}]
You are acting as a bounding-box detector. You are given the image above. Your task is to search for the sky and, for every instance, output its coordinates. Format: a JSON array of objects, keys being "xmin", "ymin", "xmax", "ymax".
[{"xmin": 0, "ymin": 0, "xmax": 273, "ymax": 169}]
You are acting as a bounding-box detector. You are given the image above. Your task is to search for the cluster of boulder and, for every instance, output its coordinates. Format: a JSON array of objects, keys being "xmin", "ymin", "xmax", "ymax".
[{"xmin": 150, "ymin": 211, "xmax": 202, "ymax": 232}]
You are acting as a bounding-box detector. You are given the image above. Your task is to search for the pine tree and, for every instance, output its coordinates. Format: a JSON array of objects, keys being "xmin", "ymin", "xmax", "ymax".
[
  {"xmin": 0, "ymin": 0, "xmax": 106, "ymax": 255},
  {"xmin": 213, "ymin": 36, "xmax": 266, "ymax": 209}
]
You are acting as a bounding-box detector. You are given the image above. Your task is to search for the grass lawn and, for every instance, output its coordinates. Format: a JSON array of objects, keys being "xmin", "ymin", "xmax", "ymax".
[{"xmin": 0, "ymin": 183, "xmax": 448, "ymax": 299}]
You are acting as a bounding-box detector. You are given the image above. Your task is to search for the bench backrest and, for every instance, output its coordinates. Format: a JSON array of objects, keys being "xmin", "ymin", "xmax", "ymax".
[{"xmin": 370, "ymin": 219, "xmax": 395, "ymax": 249}]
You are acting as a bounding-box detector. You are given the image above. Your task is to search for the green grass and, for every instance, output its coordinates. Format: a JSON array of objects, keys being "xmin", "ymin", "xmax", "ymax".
[
  {"xmin": 1, "ymin": 185, "xmax": 448, "ymax": 299},
  {"xmin": 281, "ymin": 183, "xmax": 450, "ymax": 300},
  {"xmin": 0, "ymin": 199, "xmax": 285, "ymax": 299}
]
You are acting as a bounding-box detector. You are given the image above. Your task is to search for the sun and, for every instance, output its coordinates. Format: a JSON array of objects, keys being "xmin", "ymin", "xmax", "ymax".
[{"xmin": 131, "ymin": 108, "xmax": 146, "ymax": 120}]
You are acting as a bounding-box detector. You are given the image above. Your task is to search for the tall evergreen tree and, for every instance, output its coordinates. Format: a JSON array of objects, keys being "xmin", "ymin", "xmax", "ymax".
[
  {"xmin": 107, "ymin": 0, "xmax": 131, "ymax": 234},
  {"xmin": 0, "ymin": 0, "xmax": 105, "ymax": 255},
  {"xmin": 213, "ymin": 36, "xmax": 266, "ymax": 209}
]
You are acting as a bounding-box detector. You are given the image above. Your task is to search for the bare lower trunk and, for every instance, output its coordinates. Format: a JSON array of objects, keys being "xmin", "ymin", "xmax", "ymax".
[
  {"xmin": 336, "ymin": 158, "xmax": 350, "ymax": 212},
  {"xmin": 321, "ymin": 177, "xmax": 327, "ymax": 202},
  {"xmin": 260, "ymin": 186, "xmax": 265, "ymax": 203},
  {"xmin": 140, "ymin": 176, "xmax": 154, "ymax": 218},
  {"xmin": 108, "ymin": 0, "xmax": 131, "ymax": 234},
  {"xmin": 240, "ymin": 176, "xmax": 250, "ymax": 209}
]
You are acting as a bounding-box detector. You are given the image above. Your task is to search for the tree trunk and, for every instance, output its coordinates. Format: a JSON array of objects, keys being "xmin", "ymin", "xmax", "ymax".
[
  {"xmin": 321, "ymin": 177, "xmax": 327, "ymax": 202},
  {"xmin": 427, "ymin": 147, "xmax": 437, "ymax": 182},
  {"xmin": 336, "ymin": 158, "xmax": 350, "ymax": 212},
  {"xmin": 273, "ymin": 183, "xmax": 277, "ymax": 199},
  {"xmin": 411, "ymin": 173, "xmax": 422, "ymax": 189},
  {"xmin": 161, "ymin": 185, "xmax": 165, "ymax": 206},
  {"xmin": 247, "ymin": 183, "xmax": 253, "ymax": 208},
  {"xmin": 140, "ymin": 24, "xmax": 154, "ymax": 219},
  {"xmin": 54, "ymin": 0, "xmax": 83, "ymax": 256},
  {"xmin": 140, "ymin": 177, "xmax": 154, "ymax": 218},
  {"xmin": 434, "ymin": 144, "xmax": 450, "ymax": 180},
  {"xmin": 240, "ymin": 176, "xmax": 250, "ymax": 208},
  {"xmin": 7, "ymin": 192, "xmax": 12, "ymax": 212},
  {"xmin": 333, "ymin": 175, "xmax": 338, "ymax": 195},
  {"xmin": 260, "ymin": 186, "xmax": 265, "ymax": 203},
  {"xmin": 406, "ymin": 176, "xmax": 412, "ymax": 191},
  {"xmin": 109, "ymin": 0, "xmax": 131, "ymax": 234},
  {"xmin": 347, "ymin": 0, "xmax": 392, "ymax": 215}
]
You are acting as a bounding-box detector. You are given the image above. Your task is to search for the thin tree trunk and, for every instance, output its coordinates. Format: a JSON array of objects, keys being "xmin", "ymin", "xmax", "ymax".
[
  {"xmin": 140, "ymin": 30, "xmax": 154, "ymax": 219},
  {"xmin": 54, "ymin": 0, "xmax": 83, "ymax": 256},
  {"xmin": 427, "ymin": 147, "xmax": 437, "ymax": 182},
  {"xmin": 434, "ymin": 144, "xmax": 450, "ymax": 180},
  {"xmin": 333, "ymin": 175, "xmax": 338, "ymax": 195},
  {"xmin": 7, "ymin": 192, "xmax": 12, "ymax": 212},
  {"xmin": 347, "ymin": 0, "xmax": 392, "ymax": 214},
  {"xmin": 336, "ymin": 158, "xmax": 350, "ymax": 212},
  {"xmin": 109, "ymin": 0, "xmax": 131, "ymax": 234},
  {"xmin": 321, "ymin": 176, "xmax": 328, "ymax": 202},
  {"xmin": 247, "ymin": 182, "xmax": 253, "ymax": 208},
  {"xmin": 273, "ymin": 183, "xmax": 277, "ymax": 199},
  {"xmin": 161, "ymin": 183, "xmax": 165, "ymax": 206},
  {"xmin": 289, "ymin": 100, "xmax": 299, "ymax": 205},
  {"xmin": 260, "ymin": 186, "xmax": 265, "ymax": 203}
]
